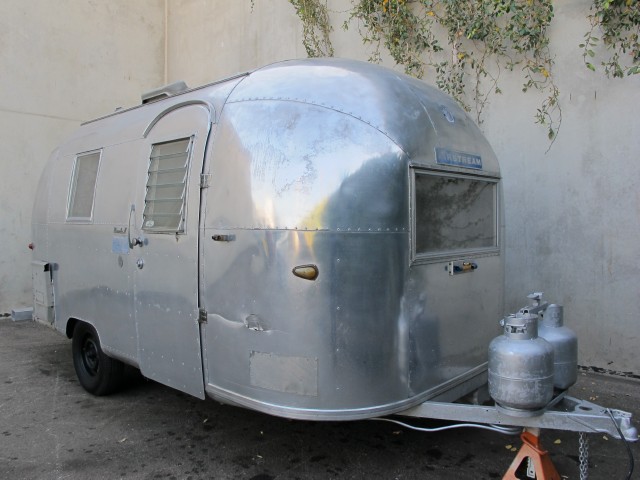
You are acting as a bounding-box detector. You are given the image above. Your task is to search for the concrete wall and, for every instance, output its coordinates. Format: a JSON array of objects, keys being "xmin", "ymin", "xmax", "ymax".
[
  {"xmin": 164, "ymin": 0, "xmax": 639, "ymax": 373},
  {"xmin": 3, "ymin": 0, "xmax": 637, "ymax": 373},
  {"xmin": 0, "ymin": 0, "xmax": 165, "ymax": 312},
  {"xmin": 166, "ymin": 1, "xmax": 306, "ymax": 85},
  {"xmin": 486, "ymin": 0, "xmax": 640, "ymax": 373}
]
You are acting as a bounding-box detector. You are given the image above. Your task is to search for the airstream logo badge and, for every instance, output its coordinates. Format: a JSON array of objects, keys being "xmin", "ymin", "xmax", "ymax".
[{"xmin": 435, "ymin": 148, "xmax": 483, "ymax": 170}]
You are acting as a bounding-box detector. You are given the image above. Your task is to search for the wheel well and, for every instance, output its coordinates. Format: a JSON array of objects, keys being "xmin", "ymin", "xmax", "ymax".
[{"xmin": 66, "ymin": 318, "xmax": 79, "ymax": 339}]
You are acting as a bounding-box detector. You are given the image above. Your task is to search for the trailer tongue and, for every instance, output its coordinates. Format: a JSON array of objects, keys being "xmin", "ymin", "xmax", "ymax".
[
  {"xmin": 392, "ymin": 293, "xmax": 637, "ymax": 479},
  {"xmin": 396, "ymin": 395, "xmax": 636, "ymax": 479}
]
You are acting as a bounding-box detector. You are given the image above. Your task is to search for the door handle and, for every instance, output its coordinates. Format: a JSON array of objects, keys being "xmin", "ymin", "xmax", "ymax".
[
  {"xmin": 128, "ymin": 204, "xmax": 144, "ymax": 248},
  {"xmin": 131, "ymin": 236, "xmax": 143, "ymax": 247},
  {"xmin": 212, "ymin": 234, "xmax": 236, "ymax": 242},
  {"xmin": 446, "ymin": 261, "xmax": 478, "ymax": 276}
]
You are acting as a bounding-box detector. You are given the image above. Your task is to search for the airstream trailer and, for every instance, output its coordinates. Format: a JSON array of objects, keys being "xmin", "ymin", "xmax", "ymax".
[{"xmin": 32, "ymin": 58, "xmax": 504, "ymax": 420}]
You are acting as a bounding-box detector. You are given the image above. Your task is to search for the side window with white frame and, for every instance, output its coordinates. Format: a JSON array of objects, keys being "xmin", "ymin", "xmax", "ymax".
[
  {"xmin": 67, "ymin": 150, "xmax": 101, "ymax": 221},
  {"xmin": 143, "ymin": 137, "xmax": 193, "ymax": 233}
]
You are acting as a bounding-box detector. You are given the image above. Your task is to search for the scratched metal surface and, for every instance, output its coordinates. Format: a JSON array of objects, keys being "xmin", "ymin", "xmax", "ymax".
[
  {"xmin": 200, "ymin": 60, "xmax": 503, "ymax": 419},
  {"xmin": 32, "ymin": 59, "xmax": 504, "ymax": 419}
]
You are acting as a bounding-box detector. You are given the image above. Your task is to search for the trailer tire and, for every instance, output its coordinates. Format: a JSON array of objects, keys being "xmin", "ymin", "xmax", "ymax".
[{"xmin": 72, "ymin": 322, "xmax": 124, "ymax": 396}]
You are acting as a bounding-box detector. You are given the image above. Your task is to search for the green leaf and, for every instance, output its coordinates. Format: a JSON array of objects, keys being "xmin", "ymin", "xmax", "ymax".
[{"xmin": 587, "ymin": 62, "xmax": 596, "ymax": 71}]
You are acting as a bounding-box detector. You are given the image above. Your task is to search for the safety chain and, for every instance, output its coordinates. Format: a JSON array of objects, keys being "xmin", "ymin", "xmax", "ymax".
[{"xmin": 579, "ymin": 432, "xmax": 590, "ymax": 480}]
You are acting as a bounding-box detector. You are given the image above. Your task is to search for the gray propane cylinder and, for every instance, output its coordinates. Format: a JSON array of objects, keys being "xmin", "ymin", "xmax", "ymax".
[
  {"xmin": 538, "ymin": 304, "xmax": 578, "ymax": 390},
  {"xmin": 488, "ymin": 312, "xmax": 554, "ymax": 414}
]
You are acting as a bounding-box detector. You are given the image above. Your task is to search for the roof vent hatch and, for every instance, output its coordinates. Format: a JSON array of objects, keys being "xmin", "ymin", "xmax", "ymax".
[{"xmin": 141, "ymin": 81, "xmax": 189, "ymax": 104}]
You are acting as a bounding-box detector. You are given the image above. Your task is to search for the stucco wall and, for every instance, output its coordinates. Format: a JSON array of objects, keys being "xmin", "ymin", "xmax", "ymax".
[
  {"xmin": 164, "ymin": 0, "xmax": 639, "ymax": 373},
  {"xmin": 0, "ymin": 0, "xmax": 165, "ymax": 312},
  {"xmin": 486, "ymin": 0, "xmax": 640, "ymax": 373},
  {"xmin": 166, "ymin": 1, "xmax": 306, "ymax": 85},
  {"xmin": 3, "ymin": 0, "xmax": 637, "ymax": 373}
]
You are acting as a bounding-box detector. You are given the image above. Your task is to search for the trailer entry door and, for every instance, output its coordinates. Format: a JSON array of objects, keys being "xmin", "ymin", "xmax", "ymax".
[{"xmin": 133, "ymin": 104, "xmax": 211, "ymax": 399}]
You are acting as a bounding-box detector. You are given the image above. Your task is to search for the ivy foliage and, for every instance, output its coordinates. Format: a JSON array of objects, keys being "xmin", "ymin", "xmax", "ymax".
[
  {"xmin": 289, "ymin": 0, "xmax": 334, "ymax": 57},
  {"xmin": 346, "ymin": 0, "xmax": 559, "ymax": 140},
  {"xmin": 581, "ymin": 0, "xmax": 640, "ymax": 77},
  {"xmin": 287, "ymin": 0, "xmax": 559, "ymax": 140},
  {"xmin": 284, "ymin": 1, "xmax": 639, "ymax": 144}
]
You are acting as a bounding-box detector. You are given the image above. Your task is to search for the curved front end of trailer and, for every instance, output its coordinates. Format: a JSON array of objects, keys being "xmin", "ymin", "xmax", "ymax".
[{"xmin": 199, "ymin": 59, "xmax": 504, "ymax": 420}]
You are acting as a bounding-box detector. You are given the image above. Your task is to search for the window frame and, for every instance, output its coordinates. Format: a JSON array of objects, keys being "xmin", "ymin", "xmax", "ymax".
[
  {"xmin": 410, "ymin": 167, "xmax": 500, "ymax": 265},
  {"xmin": 66, "ymin": 149, "xmax": 102, "ymax": 223},
  {"xmin": 142, "ymin": 136, "xmax": 194, "ymax": 234}
]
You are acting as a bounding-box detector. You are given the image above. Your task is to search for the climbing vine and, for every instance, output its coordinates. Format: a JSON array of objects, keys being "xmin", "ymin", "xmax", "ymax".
[
  {"xmin": 582, "ymin": 0, "xmax": 640, "ymax": 77},
  {"xmin": 346, "ymin": 1, "xmax": 560, "ymax": 140},
  {"xmin": 280, "ymin": 1, "xmax": 639, "ymax": 144},
  {"xmin": 288, "ymin": 0, "xmax": 334, "ymax": 57}
]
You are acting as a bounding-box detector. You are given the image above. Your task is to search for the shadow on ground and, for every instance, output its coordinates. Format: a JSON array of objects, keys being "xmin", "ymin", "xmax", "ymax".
[{"xmin": 1, "ymin": 319, "xmax": 638, "ymax": 480}]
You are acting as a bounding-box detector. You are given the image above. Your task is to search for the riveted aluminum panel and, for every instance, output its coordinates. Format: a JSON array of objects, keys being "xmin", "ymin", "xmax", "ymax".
[
  {"xmin": 200, "ymin": 59, "xmax": 503, "ymax": 419},
  {"xmin": 32, "ymin": 71, "xmax": 242, "ymax": 379},
  {"xmin": 132, "ymin": 104, "xmax": 211, "ymax": 399},
  {"xmin": 33, "ymin": 58, "xmax": 503, "ymax": 418}
]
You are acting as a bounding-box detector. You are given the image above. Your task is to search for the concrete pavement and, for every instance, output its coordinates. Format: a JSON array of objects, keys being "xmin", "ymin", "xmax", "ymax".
[{"xmin": 1, "ymin": 318, "xmax": 638, "ymax": 479}]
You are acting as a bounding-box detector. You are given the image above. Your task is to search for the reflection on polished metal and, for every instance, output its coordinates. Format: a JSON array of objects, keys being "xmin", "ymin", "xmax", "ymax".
[
  {"xmin": 33, "ymin": 58, "xmax": 506, "ymax": 419},
  {"xmin": 291, "ymin": 265, "xmax": 319, "ymax": 281}
]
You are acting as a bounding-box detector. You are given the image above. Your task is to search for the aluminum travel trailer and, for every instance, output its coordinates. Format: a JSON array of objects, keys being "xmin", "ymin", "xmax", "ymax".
[{"xmin": 32, "ymin": 58, "xmax": 504, "ymax": 420}]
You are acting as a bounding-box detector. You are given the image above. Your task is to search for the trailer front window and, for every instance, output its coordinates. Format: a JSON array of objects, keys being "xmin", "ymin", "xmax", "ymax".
[
  {"xmin": 143, "ymin": 137, "xmax": 192, "ymax": 233},
  {"xmin": 67, "ymin": 150, "xmax": 101, "ymax": 221},
  {"xmin": 413, "ymin": 171, "xmax": 497, "ymax": 258}
]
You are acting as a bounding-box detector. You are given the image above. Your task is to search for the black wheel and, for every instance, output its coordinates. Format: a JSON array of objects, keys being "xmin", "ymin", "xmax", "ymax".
[{"xmin": 72, "ymin": 322, "xmax": 124, "ymax": 395}]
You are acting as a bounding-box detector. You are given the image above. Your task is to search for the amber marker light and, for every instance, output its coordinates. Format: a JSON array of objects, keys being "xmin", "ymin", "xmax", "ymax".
[{"xmin": 292, "ymin": 264, "xmax": 319, "ymax": 281}]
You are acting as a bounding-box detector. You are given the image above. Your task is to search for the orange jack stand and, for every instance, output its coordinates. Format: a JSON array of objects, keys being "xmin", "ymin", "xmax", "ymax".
[{"xmin": 503, "ymin": 429, "xmax": 561, "ymax": 480}]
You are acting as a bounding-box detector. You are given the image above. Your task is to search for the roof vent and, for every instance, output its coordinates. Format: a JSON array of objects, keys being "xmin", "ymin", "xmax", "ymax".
[{"xmin": 141, "ymin": 81, "xmax": 189, "ymax": 104}]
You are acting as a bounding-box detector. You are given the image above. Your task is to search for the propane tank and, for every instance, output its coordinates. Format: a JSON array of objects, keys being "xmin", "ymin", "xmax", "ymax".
[
  {"xmin": 538, "ymin": 304, "xmax": 578, "ymax": 390},
  {"xmin": 488, "ymin": 312, "xmax": 554, "ymax": 415}
]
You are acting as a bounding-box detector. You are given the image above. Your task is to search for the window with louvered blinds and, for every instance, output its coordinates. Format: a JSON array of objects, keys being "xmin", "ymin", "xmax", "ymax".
[{"xmin": 143, "ymin": 137, "xmax": 193, "ymax": 233}]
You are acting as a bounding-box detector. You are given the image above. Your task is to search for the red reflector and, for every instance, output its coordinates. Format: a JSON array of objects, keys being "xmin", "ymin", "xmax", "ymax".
[{"xmin": 28, "ymin": 243, "xmax": 34, "ymax": 250}]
